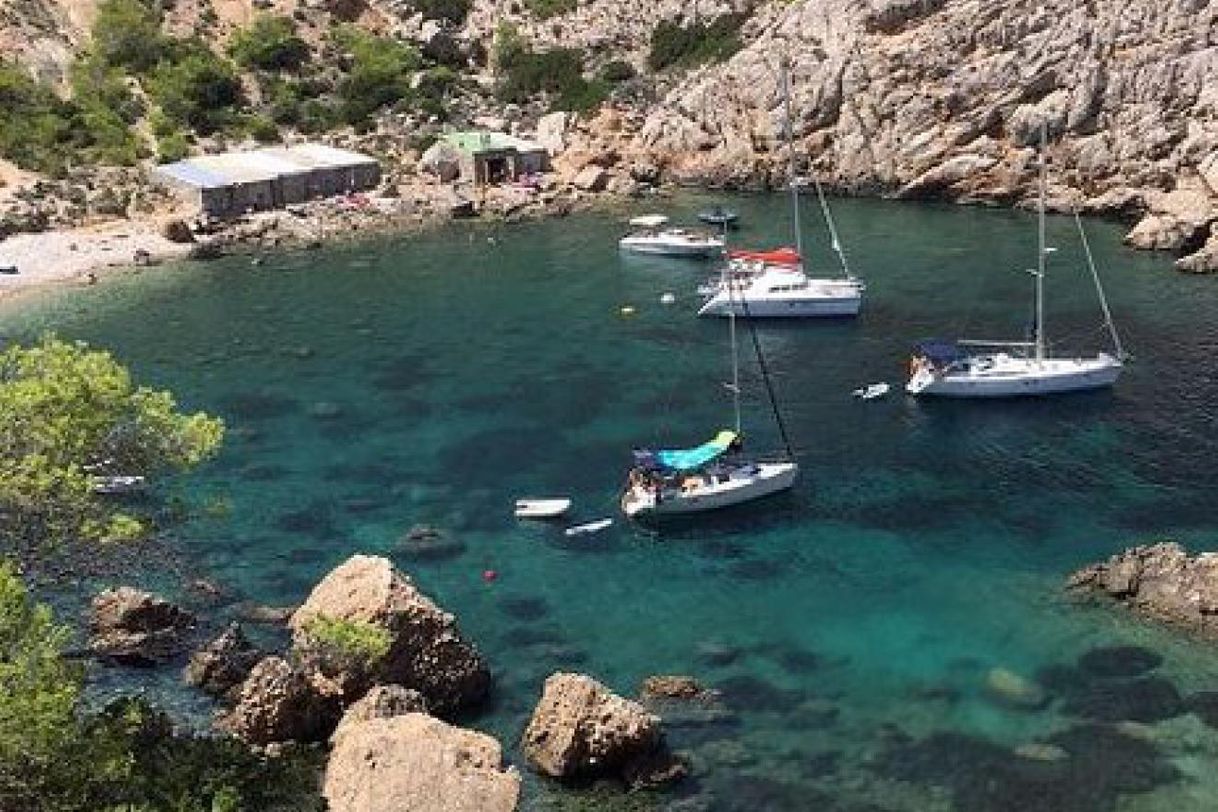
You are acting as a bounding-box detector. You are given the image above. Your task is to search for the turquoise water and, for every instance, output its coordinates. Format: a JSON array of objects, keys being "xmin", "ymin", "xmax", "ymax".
[{"xmin": 7, "ymin": 194, "xmax": 1218, "ymax": 810}]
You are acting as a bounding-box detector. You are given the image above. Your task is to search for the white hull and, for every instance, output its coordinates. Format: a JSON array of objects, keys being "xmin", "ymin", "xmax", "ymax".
[
  {"xmin": 619, "ymin": 233, "xmax": 724, "ymax": 258},
  {"xmin": 699, "ymin": 276, "xmax": 862, "ymax": 318},
  {"xmin": 515, "ymin": 498, "xmax": 571, "ymax": 518},
  {"xmin": 907, "ymin": 354, "xmax": 1122, "ymax": 398},
  {"xmin": 621, "ymin": 461, "xmax": 798, "ymax": 518}
]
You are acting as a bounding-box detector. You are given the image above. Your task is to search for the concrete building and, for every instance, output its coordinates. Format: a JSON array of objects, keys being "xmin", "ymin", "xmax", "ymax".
[
  {"xmin": 152, "ymin": 144, "xmax": 381, "ymax": 218},
  {"xmin": 441, "ymin": 132, "xmax": 548, "ymax": 185}
]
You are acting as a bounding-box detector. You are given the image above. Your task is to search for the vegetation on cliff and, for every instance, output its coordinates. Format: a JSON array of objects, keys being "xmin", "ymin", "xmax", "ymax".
[
  {"xmin": 0, "ymin": 336, "xmax": 224, "ymax": 549},
  {"xmin": 0, "ymin": 564, "xmax": 325, "ymax": 810},
  {"xmin": 494, "ymin": 23, "xmax": 607, "ymax": 113},
  {"xmin": 647, "ymin": 13, "xmax": 747, "ymax": 71}
]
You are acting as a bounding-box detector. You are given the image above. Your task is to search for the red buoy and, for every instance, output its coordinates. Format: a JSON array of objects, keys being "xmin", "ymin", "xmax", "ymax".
[{"xmin": 482, "ymin": 569, "xmax": 498, "ymax": 583}]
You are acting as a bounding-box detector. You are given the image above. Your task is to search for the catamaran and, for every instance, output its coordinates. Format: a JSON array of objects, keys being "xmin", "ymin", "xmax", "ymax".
[
  {"xmin": 906, "ymin": 127, "xmax": 1125, "ymax": 398},
  {"xmin": 622, "ymin": 263, "xmax": 798, "ymax": 519},
  {"xmin": 619, "ymin": 214, "xmax": 725, "ymax": 258},
  {"xmin": 698, "ymin": 62, "xmax": 864, "ymax": 318}
]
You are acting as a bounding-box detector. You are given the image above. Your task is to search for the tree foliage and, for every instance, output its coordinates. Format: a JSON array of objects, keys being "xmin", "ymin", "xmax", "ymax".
[
  {"xmin": 493, "ymin": 27, "xmax": 606, "ymax": 113},
  {"xmin": 524, "ymin": 0, "xmax": 577, "ymax": 19},
  {"xmin": 330, "ymin": 26, "xmax": 421, "ymax": 125},
  {"xmin": 89, "ymin": 0, "xmax": 170, "ymax": 74},
  {"xmin": 0, "ymin": 336, "xmax": 224, "ymax": 547},
  {"xmin": 409, "ymin": 0, "xmax": 471, "ymax": 25},
  {"xmin": 149, "ymin": 42, "xmax": 244, "ymax": 134},
  {"xmin": 647, "ymin": 14, "xmax": 747, "ymax": 71},
  {"xmin": 229, "ymin": 15, "xmax": 311, "ymax": 72}
]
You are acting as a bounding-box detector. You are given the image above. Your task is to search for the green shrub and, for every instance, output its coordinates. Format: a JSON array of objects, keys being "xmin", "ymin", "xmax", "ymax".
[
  {"xmin": 149, "ymin": 42, "xmax": 243, "ymax": 134},
  {"xmin": 301, "ymin": 615, "xmax": 392, "ymax": 667},
  {"xmin": 330, "ymin": 26, "xmax": 420, "ymax": 125},
  {"xmin": 495, "ymin": 40, "xmax": 605, "ymax": 113},
  {"xmin": 524, "ymin": 0, "xmax": 576, "ymax": 19},
  {"xmin": 600, "ymin": 59, "xmax": 636, "ymax": 82},
  {"xmin": 243, "ymin": 113, "xmax": 281, "ymax": 143},
  {"xmin": 229, "ymin": 15, "xmax": 310, "ymax": 71},
  {"xmin": 647, "ymin": 13, "xmax": 747, "ymax": 71},
  {"xmin": 0, "ymin": 63, "xmax": 82, "ymax": 174},
  {"xmin": 410, "ymin": 0, "xmax": 471, "ymax": 24},
  {"xmin": 90, "ymin": 0, "xmax": 170, "ymax": 74}
]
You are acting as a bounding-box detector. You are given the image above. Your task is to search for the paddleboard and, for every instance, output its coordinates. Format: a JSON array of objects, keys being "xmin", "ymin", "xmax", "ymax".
[
  {"xmin": 564, "ymin": 518, "xmax": 613, "ymax": 536},
  {"xmin": 515, "ymin": 498, "xmax": 572, "ymax": 519}
]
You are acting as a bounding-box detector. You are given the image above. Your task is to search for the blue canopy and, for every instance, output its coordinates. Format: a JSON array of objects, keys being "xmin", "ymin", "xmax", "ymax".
[
  {"xmin": 633, "ymin": 430, "xmax": 739, "ymax": 472},
  {"xmin": 914, "ymin": 339, "xmax": 965, "ymax": 365}
]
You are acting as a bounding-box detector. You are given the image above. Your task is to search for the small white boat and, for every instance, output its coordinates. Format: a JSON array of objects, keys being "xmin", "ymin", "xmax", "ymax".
[
  {"xmin": 852, "ymin": 382, "xmax": 890, "ymax": 400},
  {"xmin": 92, "ymin": 475, "xmax": 146, "ymax": 495},
  {"xmin": 620, "ymin": 215, "xmax": 724, "ymax": 259},
  {"xmin": 629, "ymin": 214, "xmax": 669, "ymax": 228},
  {"xmin": 565, "ymin": 518, "xmax": 613, "ymax": 536},
  {"xmin": 514, "ymin": 498, "xmax": 572, "ymax": 519}
]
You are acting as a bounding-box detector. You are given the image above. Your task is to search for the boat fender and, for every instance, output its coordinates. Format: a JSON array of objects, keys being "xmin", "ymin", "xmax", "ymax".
[
  {"xmin": 660, "ymin": 293, "xmax": 676, "ymax": 304},
  {"xmin": 620, "ymin": 306, "xmax": 636, "ymax": 317}
]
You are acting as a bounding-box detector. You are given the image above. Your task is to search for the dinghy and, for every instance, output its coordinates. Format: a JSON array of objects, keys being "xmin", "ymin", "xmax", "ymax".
[
  {"xmin": 852, "ymin": 382, "xmax": 890, "ymax": 400},
  {"xmin": 565, "ymin": 518, "xmax": 613, "ymax": 536},
  {"xmin": 514, "ymin": 498, "xmax": 572, "ymax": 519}
]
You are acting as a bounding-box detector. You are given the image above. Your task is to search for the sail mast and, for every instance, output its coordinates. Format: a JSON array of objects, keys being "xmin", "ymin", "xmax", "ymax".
[
  {"xmin": 1036, "ymin": 123, "xmax": 1047, "ymax": 362},
  {"xmin": 724, "ymin": 226, "xmax": 742, "ymax": 433},
  {"xmin": 781, "ymin": 58, "xmax": 803, "ymax": 259}
]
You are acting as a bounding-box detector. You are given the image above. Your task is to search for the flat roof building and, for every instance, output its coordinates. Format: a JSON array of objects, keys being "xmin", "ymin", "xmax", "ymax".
[
  {"xmin": 152, "ymin": 144, "xmax": 381, "ymax": 218},
  {"xmin": 441, "ymin": 132, "xmax": 548, "ymax": 185}
]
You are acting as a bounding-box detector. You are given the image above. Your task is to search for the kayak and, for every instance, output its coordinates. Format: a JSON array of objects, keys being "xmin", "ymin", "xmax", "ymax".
[
  {"xmin": 515, "ymin": 498, "xmax": 572, "ymax": 519},
  {"xmin": 564, "ymin": 518, "xmax": 613, "ymax": 536},
  {"xmin": 852, "ymin": 382, "xmax": 891, "ymax": 401}
]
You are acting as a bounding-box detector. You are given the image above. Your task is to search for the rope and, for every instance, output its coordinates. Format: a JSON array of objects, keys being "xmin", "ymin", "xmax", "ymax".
[
  {"xmin": 812, "ymin": 176, "xmax": 855, "ymax": 280},
  {"xmin": 1074, "ymin": 210, "xmax": 1126, "ymax": 360},
  {"xmin": 739, "ymin": 295, "xmax": 796, "ymax": 459}
]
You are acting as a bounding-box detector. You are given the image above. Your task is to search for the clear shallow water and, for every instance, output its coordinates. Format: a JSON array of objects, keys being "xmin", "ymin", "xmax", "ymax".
[{"xmin": 6, "ymin": 195, "xmax": 1218, "ymax": 810}]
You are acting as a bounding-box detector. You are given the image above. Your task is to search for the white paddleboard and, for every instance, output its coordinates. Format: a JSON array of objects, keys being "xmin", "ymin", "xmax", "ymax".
[
  {"xmin": 515, "ymin": 498, "xmax": 572, "ymax": 519},
  {"xmin": 564, "ymin": 518, "xmax": 613, "ymax": 536}
]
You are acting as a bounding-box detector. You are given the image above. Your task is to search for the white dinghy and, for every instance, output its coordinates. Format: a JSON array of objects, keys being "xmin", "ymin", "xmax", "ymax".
[
  {"xmin": 620, "ymin": 214, "xmax": 724, "ymax": 259},
  {"xmin": 514, "ymin": 498, "xmax": 572, "ymax": 519}
]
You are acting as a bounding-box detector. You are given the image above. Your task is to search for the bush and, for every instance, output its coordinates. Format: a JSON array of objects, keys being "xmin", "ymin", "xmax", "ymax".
[
  {"xmin": 90, "ymin": 0, "xmax": 170, "ymax": 74},
  {"xmin": 301, "ymin": 615, "xmax": 392, "ymax": 668},
  {"xmin": 647, "ymin": 13, "xmax": 747, "ymax": 71},
  {"xmin": 0, "ymin": 336, "xmax": 224, "ymax": 547},
  {"xmin": 409, "ymin": 0, "xmax": 471, "ymax": 24},
  {"xmin": 495, "ymin": 39, "xmax": 605, "ymax": 113},
  {"xmin": 149, "ymin": 42, "xmax": 243, "ymax": 134},
  {"xmin": 330, "ymin": 26, "xmax": 420, "ymax": 125},
  {"xmin": 0, "ymin": 63, "xmax": 83, "ymax": 174},
  {"xmin": 243, "ymin": 113, "xmax": 281, "ymax": 143},
  {"xmin": 600, "ymin": 59, "xmax": 636, "ymax": 82},
  {"xmin": 524, "ymin": 0, "xmax": 576, "ymax": 18},
  {"xmin": 229, "ymin": 15, "xmax": 310, "ymax": 71}
]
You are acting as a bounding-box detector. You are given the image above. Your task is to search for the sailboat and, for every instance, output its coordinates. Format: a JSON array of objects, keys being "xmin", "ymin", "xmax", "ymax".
[
  {"xmin": 698, "ymin": 60, "xmax": 864, "ymax": 318},
  {"xmin": 621, "ymin": 260, "xmax": 799, "ymax": 519},
  {"xmin": 906, "ymin": 127, "xmax": 1125, "ymax": 398}
]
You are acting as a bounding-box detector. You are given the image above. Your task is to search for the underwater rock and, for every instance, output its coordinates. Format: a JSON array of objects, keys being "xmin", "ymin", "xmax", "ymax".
[
  {"xmin": 726, "ymin": 559, "xmax": 784, "ymax": 580},
  {"xmin": 1077, "ymin": 646, "xmax": 1163, "ymax": 679},
  {"xmin": 222, "ymin": 655, "xmax": 342, "ymax": 746},
  {"xmin": 499, "ymin": 595, "xmax": 550, "ymax": 622},
  {"xmin": 331, "ymin": 685, "xmax": 429, "ymax": 744},
  {"xmin": 640, "ymin": 675, "xmax": 714, "ymax": 702},
  {"xmin": 237, "ymin": 602, "xmax": 298, "ymax": 625},
  {"xmin": 1060, "ymin": 676, "xmax": 1186, "ymax": 723},
  {"xmin": 274, "ymin": 502, "xmax": 336, "ymax": 537},
  {"xmin": 324, "ymin": 713, "xmax": 520, "ymax": 812},
  {"xmin": 395, "ymin": 525, "xmax": 467, "ymax": 561},
  {"xmin": 290, "ymin": 554, "xmax": 490, "ymax": 715},
  {"xmin": 308, "ymin": 401, "xmax": 344, "ymax": 420},
  {"xmin": 220, "ymin": 390, "xmax": 298, "ymax": 420},
  {"xmin": 984, "ymin": 667, "xmax": 1049, "ymax": 711},
  {"xmin": 1067, "ymin": 542, "xmax": 1218, "ymax": 634},
  {"xmin": 714, "ymin": 675, "xmax": 807, "ymax": 713},
  {"xmin": 786, "ymin": 698, "xmax": 840, "ymax": 730},
  {"xmin": 183, "ymin": 622, "xmax": 261, "ymax": 699},
  {"xmin": 1187, "ymin": 691, "xmax": 1218, "ymax": 728},
  {"xmin": 694, "ymin": 641, "xmax": 741, "ymax": 667},
  {"xmin": 89, "ymin": 586, "xmax": 196, "ymax": 665},
  {"xmin": 522, "ymin": 672, "xmax": 679, "ymax": 787},
  {"xmin": 1014, "ymin": 742, "xmax": 1069, "ymax": 762}
]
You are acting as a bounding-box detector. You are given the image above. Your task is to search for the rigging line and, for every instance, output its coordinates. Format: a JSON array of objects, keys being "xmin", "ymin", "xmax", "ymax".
[
  {"xmin": 739, "ymin": 297, "xmax": 796, "ymax": 459},
  {"xmin": 1073, "ymin": 209, "xmax": 1126, "ymax": 361},
  {"xmin": 813, "ymin": 176, "xmax": 854, "ymax": 280},
  {"xmin": 722, "ymin": 224, "xmax": 742, "ymax": 434}
]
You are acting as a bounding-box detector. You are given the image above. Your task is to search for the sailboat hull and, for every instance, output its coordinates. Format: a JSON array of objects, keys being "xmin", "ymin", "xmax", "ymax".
[
  {"xmin": 698, "ymin": 279, "xmax": 863, "ymax": 318},
  {"xmin": 907, "ymin": 354, "xmax": 1122, "ymax": 398},
  {"xmin": 622, "ymin": 461, "xmax": 798, "ymax": 518}
]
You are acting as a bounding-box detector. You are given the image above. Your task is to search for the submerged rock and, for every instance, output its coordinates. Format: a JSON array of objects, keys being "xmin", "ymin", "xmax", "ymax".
[
  {"xmin": 1067, "ymin": 542, "xmax": 1218, "ymax": 634},
  {"xmin": 984, "ymin": 667, "xmax": 1048, "ymax": 711},
  {"xmin": 183, "ymin": 622, "xmax": 261, "ymax": 698},
  {"xmin": 324, "ymin": 714, "xmax": 520, "ymax": 812},
  {"xmin": 289, "ymin": 554, "xmax": 490, "ymax": 715},
  {"xmin": 522, "ymin": 672, "xmax": 681, "ymax": 787},
  {"xmin": 1078, "ymin": 646, "xmax": 1163, "ymax": 679},
  {"xmin": 394, "ymin": 525, "xmax": 467, "ymax": 561},
  {"xmin": 89, "ymin": 586, "xmax": 195, "ymax": 665}
]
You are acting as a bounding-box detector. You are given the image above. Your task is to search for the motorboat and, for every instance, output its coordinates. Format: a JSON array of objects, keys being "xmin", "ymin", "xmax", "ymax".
[
  {"xmin": 698, "ymin": 206, "xmax": 739, "ymax": 228},
  {"xmin": 906, "ymin": 125, "xmax": 1126, "ymax": 399},
  {"xmin": 619, "ymin": 214, "xmax": 724, "ymax": 258}
]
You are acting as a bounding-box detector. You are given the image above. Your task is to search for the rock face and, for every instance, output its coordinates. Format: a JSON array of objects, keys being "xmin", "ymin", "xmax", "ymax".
[
  {"xmin": 222, "ymin": 656, "xmax": 341, "ymax": 746},
  {"xmin": 323, "ymin": 714, "xmax": 520, "ymax": 812},
  {"xmin": 1067, "ymin": 542, "xmax": 1218, "ymax": 633},
  {"xmin": 331, "ymin": 684, "xmax": 429, "ymax": 744},
  {"xmin": 522, "ymin": 672, "xmax": 666, "ymax": 782},
  {"xmin": 183, "ymin": 622, "xmax": 261, "ymax": 698},
  {"xmin": 89, "ymin": 587, "xmax": 195, "ymax": 665},
  {"xmin": 289, "ymin": 555, "xmax": 490, "ymax": 716}
]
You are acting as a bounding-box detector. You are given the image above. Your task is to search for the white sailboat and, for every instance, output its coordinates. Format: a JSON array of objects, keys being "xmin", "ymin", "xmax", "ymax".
[
  {"xmin": 906, "ymin": 128, "xmax": 1125, "ymax": 398},
  {"xmin": 622, "ymin": 265, "xmax": 798, "ymax": 519},
  {"xmin": 619, "ymin": 214, "xmax": 725, "ymax": 258},
  {"xmin": 699, "ymin": 61, "xmax": 864, "ymax": 318}
]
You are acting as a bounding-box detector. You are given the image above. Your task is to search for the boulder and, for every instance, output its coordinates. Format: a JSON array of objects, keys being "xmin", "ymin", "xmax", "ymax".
[
  {"xmin": 289, "ymin": 555, "xmax": 490, "ymax": 715},
  {"xmin": 324, "ymin": 714, "xmax": 520, "ymax": 812},
  {"xmin": 640, "ymin": 675, "xmax": 712, "ymax": 702},
  {"xmin": 572, "ymin": 166, "xmax": 608, "ymax": 193},
  {"xmin": 395, "ymin": 524, "xmax": 466, "ymax": 561},
  {"xmin": 160, "ymin": 218, "xmax": 195, "ymax": 244},
  {"xmin": 1123, "ymin": 213, "xmax": 1201, "ymax": 252},
  {"xmin": 222, "ymin": 656, "xmax": 341, "ymax": 746},
  {"xmin": 522, "ymin": 672, "xmax": 669, "ymax": 783},
  {"xmin": 420, "ymin": 141, "xmax": 463, "ymax": 183},
  {"xmin": 536, "ymin": 111, "xmax": 571, "ymax": 155},
  {"xmin": 895, "ymin": 154, "xmax": 998, "ymax": 199},
  {"xmin": 183, "ymin": 622, "xmax": 261, "ymax": 698},
  {"xmin": 331, "ymin": 685, "xmax": 428, "ymax": 744},
  {"xmin": 1067, "ymin": 542, "xmax": 1218, "ymax": 633},
  {"xmin": 89, "ymin": 587, "xmax": 195, "ymax": 665},
  {"xmin": 1176, "ymin": 227, "xmax": 1218, "ymax": 274}
]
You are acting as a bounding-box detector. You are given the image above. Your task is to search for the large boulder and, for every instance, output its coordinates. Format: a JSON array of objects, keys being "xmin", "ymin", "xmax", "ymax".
[
  {"xmin": 183, "ymin": 622, "xmax": 262, "ymax": 698},
  {"xmin": 331, "ymin": 685, "xmax": 428, "ymax": 744},
  {"xmin": 221, "ymin": 656, "xmax": 341, "ymax": 746},
  {"xmin": 289, "ymin": 555, "xmax": 490, "ymax": 715},
  {"xmin": 536, "ymin": 111, "xmax": 571, "ymax": 155},
  {"xmin": 1067, "ymin": 542, "xmax": 1218, "ymax": 633},
  {"xmin": 89, "ymin": 587, "xmax": 195, "ymax": 665},
  {"xmin": 323, "ymin": 714, "xmax": 520, "ymax": 812},
  {"xmin": 522, "ymin": 673, "xmax": 675, "ymax": 784},
  {"xmin": 420, "ymin": 141, "xmax": 463, "ymax": 183},
  {"xmin": 572, "ymin": 165, "xmax": 608, "ymax": 192}
]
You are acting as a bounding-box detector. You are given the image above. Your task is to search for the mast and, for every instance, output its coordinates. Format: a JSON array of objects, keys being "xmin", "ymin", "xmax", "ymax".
[
  {"xmin": 781, "ymin": 58, "xmax": 803, "ymax": 259},
  {"xmin": 1035, "ymin": 123, "xmax": 1047, "ymax": 362},
  {"xmin": 741, "ymin": 300, "xmax": 795, "ymax": 458},
  {"xmin": 723, "ymin": 225, "xmax": 742, "ymax": 433}
]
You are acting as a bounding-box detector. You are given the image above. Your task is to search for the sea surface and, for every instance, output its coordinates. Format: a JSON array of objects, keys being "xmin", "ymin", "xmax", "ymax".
[{"xmin": 6, "ymin": 194, "xmax": 1218, "ymax": 811}]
